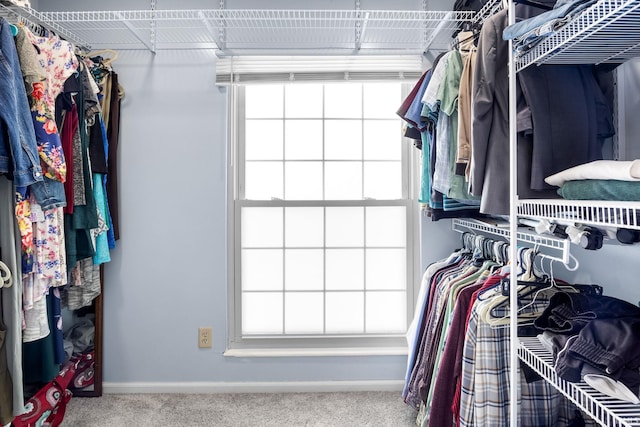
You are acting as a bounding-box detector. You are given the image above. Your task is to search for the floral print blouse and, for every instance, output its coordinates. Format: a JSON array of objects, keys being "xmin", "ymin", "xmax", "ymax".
[
  {"xmin": 17, "ymin": 29, "xmax": 77, "ymax": 281},
  {"xmin": 25, "ymin": 27, "xmax": 79, "ymax": 183}
]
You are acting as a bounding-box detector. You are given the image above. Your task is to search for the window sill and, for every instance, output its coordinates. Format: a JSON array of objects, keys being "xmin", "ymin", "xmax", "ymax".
[{"xmin": 223, "ymin": 347, "xmax": 408, "ymax": 358}]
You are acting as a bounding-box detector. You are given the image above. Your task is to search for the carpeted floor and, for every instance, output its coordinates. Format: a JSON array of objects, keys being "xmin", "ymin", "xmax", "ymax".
[{"xmin": 61, "ymin": 391, "xmax": 418, "ymax": 426}]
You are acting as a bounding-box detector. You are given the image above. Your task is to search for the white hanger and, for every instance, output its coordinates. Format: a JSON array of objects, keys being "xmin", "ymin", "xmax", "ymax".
[{"xmin": 0, "ymin": 261, "xmax": 12, "ymax": 288}]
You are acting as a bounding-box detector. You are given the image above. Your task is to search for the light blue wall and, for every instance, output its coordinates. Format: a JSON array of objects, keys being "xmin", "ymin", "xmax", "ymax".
[
  {"xmin": 77, "ymin": 47, "xmax": 408, "ymax": 384},
  {"xmin": 39, "ymin": 0, "xmax": 640, "ymax": 387},
  {"xmin": 38, "ymin": 0, "xmax": 441, "ymax": 385},
  {"xmin": 561, "ymin": 242, "xmax": 640, "ymax": 304}
]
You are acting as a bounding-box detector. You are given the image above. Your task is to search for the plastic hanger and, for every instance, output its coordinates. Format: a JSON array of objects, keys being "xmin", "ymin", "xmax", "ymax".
[
  {"xmin": 87, "ymin": 49, "xmax": 119, "ymax": 66},
  {"xmin": 481, "ymin": 248, "xmax": 551, "ymax": 325},
  {"xmin": 0, "ymin": 261, "xmax": 12, "ymax": 288},
  {"xmin": 9, "ymin": 23, "xmax": 18, "ymax": 36}
]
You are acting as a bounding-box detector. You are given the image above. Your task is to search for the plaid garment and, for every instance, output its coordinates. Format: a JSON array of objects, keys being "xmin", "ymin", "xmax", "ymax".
[{"xmin": 459, "ymin": 293, "xmax": 590, "ymax": 427}]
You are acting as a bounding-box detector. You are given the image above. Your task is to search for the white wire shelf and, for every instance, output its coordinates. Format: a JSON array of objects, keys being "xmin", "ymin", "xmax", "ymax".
[
  {"xmin": 474, "ymin": 0, "xmax": 504, "ymax": 24},
  {"xmin": 516, "ymin": 0, "xmax": 640, "ymax": 71},
  {"xmin": 452, "ymin": 218, "xmax": 571, "ymax": 264},
  {"xmin": 519, "ymin": 337, "xmax": 640, "ymax": 427},
  {"xmin": 24, "ymin": 8, "xmax": 477, "ymax": 54},
  {"xmin": 518, "ymin": 199, "xmax": 640, "ymax": 231},
  {"xmin": 0, "ymin": 3, "xmax": 90, "ymax": 48}
]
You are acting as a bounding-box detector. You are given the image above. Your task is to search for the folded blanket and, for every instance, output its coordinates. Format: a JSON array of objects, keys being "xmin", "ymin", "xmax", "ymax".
[
  {"xmin": 557, "ymin": 179, "xmax": 640, "ymax": 201},
  {"xmin": 546, "ymin": 160, "xmax": 640, "ymax": 187}
]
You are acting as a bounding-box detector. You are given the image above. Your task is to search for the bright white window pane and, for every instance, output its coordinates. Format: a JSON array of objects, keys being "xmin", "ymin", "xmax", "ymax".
[
  {"xmin": 285, "ymin": 207, "xmax": 324, "ymax": 247},
  {"xmin": 324, "ymin": 83, "xmax": 362, "ymax": 119},
  {"xmin": 325, "ymin": 161, "xmax": 362, "ymax": 200},
  {"xmin": 241, "ymin": 207, "xmax": 283, "ymax": 248},
  {"xmin": 366, "ymin": 291, "xmax": 406, "ymax": 333},
  {"xmin": 363, "ymin": 83, "xmax": 401, "ymax": 119},
  {"xmin": 364, "ymin": 162, "xmax": 402, "ymax": 200},
  {"xmin": 285, "ymin": 249, "xmax": 324, "ymax": 291},
  {"xmin": 326, "ymin": 249, "xmax": 364, "ymax": 290},
  {"xmin": 366, "ymin": 207, "xmax": 406, "ymax": 247},
  {"xmin": 285, "ymin": 84, "xmax": 323, "ymax": 118},
  {"xmin": 325, "ymin": 120, "xmax": 362, "ymax": 160},
  {"xmin": 364, "ymin": 121, "xmax": 402, "ymax": 160},
  {"xmin": 325, "ymin": 207, "xmax": 364, "ymax": 247},
  {"xmin": 326, "ymin": 292, "xmax": 364, "ymax": 333},
  {"xmin": 285, "ymin": 161, "xmax": 323, "ymax": 200},
  {"xmin": 245, "ymin": 120, "xmax": 283, "ymax": 161},
  {"xmin": 243, "ymin": 292, "xmax": 283, "ymax": 334},
  {"xmin": 366, "ymin": 249, "xmax": 406, "ymax": 290},
  {"xmin": 285, "ymin": 292, "xmax": 324, "ymax": 334},
  {"xmin": 242, "ymin": 249, "xmax": 283, "ymax": 291},
  {"xmin": 285, "ymin": 120, "xmax": 323, "ymax": 160},
  {"xmin": 245, "ymin": 162, "xmax": 283, "ymax": 200},
  {"xmin": 245, "ymin": 85, "xmax": 283, "ymax": 119}
]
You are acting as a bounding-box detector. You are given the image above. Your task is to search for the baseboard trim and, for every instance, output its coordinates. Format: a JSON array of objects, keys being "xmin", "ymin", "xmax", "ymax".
[{"xmin": 103, "ymin": 380, "xmax": 404, "ymax": 394}]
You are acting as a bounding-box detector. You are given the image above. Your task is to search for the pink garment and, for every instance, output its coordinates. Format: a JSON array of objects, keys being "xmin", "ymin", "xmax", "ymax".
[{"xmin": 61, "ymin": 103, "xmax": 78, "ymax": 214}]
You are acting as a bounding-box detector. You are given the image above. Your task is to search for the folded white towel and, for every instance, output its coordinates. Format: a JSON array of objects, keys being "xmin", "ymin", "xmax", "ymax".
[{"xmin": 545, "ymin": 160, "xmax": 640, "ymax": 187}]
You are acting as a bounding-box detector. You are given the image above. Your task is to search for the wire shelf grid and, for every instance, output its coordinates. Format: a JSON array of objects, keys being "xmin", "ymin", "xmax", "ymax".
[
  {"xmin": 30, "ymin": 9, "xmax": 476, "ymax": 53},
  {"xmin": 519, "ymin": 337, "xmax": 640, "ymax": 427},
  {"xmin": 516, "ymin": 0, "xmax": 640, "ymax": 71},
  {"xmin": 0, "ymin": 3, "xmax": 90, "ymax": 48},
  {"xmin": 473, "ymin": 0, "xmax": 504, "ymax": 24},
  {"xmin": 518, "ymin": 199, "xmax": 640, "ymax": 231},
  {"xmin": 452, "ymin": 218, "xmax": 570, "ymax": 264}
]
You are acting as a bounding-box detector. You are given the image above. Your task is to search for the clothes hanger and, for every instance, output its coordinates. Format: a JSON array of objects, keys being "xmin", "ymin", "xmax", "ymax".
[
  {"xmin": 451, "ymin": 25, "xmax": 481, "ymax": 51},
  {"xmin": 480, "ymin": 248, "xmax": 551, "ymax": 325},
  {"xmin": 486, "ymin": 249, "xmax": 596, "ymax": 327},
  {"xmin": 0, "ymin": 261, "xmax": 12, "ymax": 288},
  {"xmin": 87, "ymin": 49, "xmax": 119, "ymax": 66}
]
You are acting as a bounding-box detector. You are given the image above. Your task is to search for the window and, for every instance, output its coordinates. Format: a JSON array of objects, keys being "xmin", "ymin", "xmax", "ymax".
[{"xmin": 228, "ymin": 81, "xmax": 418, "ymax": 352}]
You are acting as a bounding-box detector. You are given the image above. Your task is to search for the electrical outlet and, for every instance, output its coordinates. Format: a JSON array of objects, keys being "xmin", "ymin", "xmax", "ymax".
[{"xmin": 198, "ymin": 327, "xmax": 213, "ymax": 348}]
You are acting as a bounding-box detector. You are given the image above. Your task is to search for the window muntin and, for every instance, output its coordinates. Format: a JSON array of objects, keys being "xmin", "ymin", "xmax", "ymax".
[{"xmin": 233, "ymin": 81, "xmax": 414, "ymax": 346}]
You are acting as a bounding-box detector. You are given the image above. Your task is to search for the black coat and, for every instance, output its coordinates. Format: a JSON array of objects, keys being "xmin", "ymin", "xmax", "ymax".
[{"xmin": 470, "ymin": 3, "xmax": 614, "ymax": 215}]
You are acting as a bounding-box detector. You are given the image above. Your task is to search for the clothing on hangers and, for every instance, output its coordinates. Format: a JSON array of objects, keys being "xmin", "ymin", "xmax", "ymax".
[
  {"xmin": 405, "ymin": 233, "xmax": 596, "ymax": 426},
  {"xmin": 468, "ymin": 1, "xmax": 612, "ymax": 215},
  {"xmin": 0, "ymin": 11, "xmax": 121, "ymax": 422}
]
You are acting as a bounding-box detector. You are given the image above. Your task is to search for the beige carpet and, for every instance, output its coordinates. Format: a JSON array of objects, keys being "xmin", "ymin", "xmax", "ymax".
[{"xmin": 61, "ymin": 391, "xmax": 418, "ymax": 426}]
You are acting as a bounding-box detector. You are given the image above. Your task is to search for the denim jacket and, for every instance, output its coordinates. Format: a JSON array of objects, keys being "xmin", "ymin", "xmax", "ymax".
[{"xmin": 0, "ymin": 18, "xmax": 43, "ymax": 187}]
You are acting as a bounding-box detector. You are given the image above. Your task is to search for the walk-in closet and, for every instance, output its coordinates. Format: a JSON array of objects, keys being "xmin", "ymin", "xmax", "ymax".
[{"xmin": 1, "ymin": 0, "xmax": 640, "ymax": 426}]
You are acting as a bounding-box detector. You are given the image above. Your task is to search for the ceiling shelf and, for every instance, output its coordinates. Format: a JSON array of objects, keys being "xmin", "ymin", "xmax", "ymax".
[{"xmin": 2, "ymin": 7, "xmax": 479, "ymax": 55}]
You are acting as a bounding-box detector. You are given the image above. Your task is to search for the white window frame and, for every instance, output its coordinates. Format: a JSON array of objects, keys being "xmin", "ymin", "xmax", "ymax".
[{"xmin": 224, "ymin": 66, "xmax": 423, "ymax": 356}]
